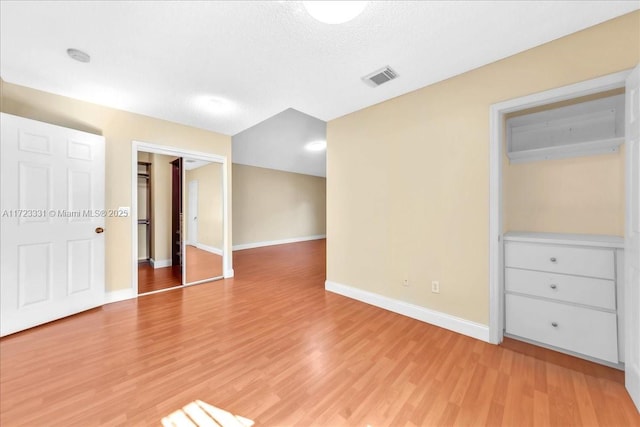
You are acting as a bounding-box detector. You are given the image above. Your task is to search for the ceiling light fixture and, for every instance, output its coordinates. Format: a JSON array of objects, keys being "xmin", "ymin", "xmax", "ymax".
[
  {"xmin": 303, "ymin": 1, "xmax": 367, "ymax": 24},
  {"xmin": 66, "ymin": 48, "xmax": 90, "ymax": 63},
  {"xmin": 305, "ymin": 140, "xmax": 327, "ymax": 151}
]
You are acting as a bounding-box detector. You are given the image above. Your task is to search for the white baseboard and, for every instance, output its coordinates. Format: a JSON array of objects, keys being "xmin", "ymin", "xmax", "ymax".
[
  {"xmin": 325, "ymin": 280, "xmax": 490, "ymax": 343},
  {"xmin": 627, "ymin": 364, "xmax": 640, "ymax": 411},
  {"xmin": 150, "ymin": 258, "xmax": 172, "ymax": 269},
  {"xmin": 224, "ymin": 268, "xmax": 235, "ymax": 278},
  {"xmin": 190, "ymin": 243, "xmax": 223, "ymax": 256},
  {"xmin": 104, "ymin": 288, "xmax": 136, "ymax": 304},
  {"xmin": 233, "ymin": 234, "xmax": 326, "ymax": 251}
]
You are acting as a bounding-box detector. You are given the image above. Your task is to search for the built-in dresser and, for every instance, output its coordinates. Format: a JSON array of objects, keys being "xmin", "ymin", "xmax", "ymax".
[{"xmin": 504, "ymin": 232, "xmax": 624, "ymax": 366}]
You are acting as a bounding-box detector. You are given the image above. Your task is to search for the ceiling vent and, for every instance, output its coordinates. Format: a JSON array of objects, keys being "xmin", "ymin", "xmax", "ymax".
[{"xmin": 362, "ymin": 66, "xmax": 398, "ymax": 87}]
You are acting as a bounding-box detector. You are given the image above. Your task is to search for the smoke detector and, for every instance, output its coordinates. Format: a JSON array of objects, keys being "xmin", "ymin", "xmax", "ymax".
[
  {"xmin": 67, "ymin": 48, "xmax": 90, "ymax": 63},
  {"xmin": 362, "ymin": 66, "xmax": 398, "ymax": 87}
]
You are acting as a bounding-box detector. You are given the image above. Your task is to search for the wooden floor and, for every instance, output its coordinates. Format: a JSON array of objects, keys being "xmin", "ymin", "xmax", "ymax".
[
  {"xmin": 138, "ymin": 246, "xmax": 223, "ymax": 294},
  {"xmin": 185, "ymin": 245, "xmax": 223, "ymax": 284},
  {"xmin": 1, "ymin": 239, "xmax": 638, "ymax": 426},
  {"xmin": 138, "ymin": 262, "xmax": 181, "ymax": 294}
]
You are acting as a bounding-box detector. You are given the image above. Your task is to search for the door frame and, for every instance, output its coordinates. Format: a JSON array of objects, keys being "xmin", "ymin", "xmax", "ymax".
[
  {"xmin": 488, "ymin": 69, "xmax": 633, "ymax": 344},
  {"xmin": 131, "ymin": 140, "xmax": 232, "ymax": 296}
]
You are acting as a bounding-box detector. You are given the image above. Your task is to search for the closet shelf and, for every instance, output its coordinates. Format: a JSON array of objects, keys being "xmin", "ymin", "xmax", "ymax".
[
  {"xmin": 507, "ymin": 137, "xmax": 623, "ymax": 163},
  {"xmin": 506, "ymin": 93, "xmax": 625, "ymax": 163}
]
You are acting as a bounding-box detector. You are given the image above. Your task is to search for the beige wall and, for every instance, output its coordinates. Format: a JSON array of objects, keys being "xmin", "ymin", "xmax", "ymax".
[
  {"xmin": 503, "ymin": 89, "xmax": 626, "ymax": 235},
  {"xmin": 327, "ymin": 12, "xmax": 640, "ymax": 325},
  {"xmin": 503, "ymin": 149, "xmax": 625, "ymax": 235},
  {"xmin": 0, "ymin": 81, "xmax": 232, "ymax": 291},
  {"xmin": 149, "ymin": 153, "xmax": 176, "ymax": 263},
  {"xmin": 185, "ymin": 162, "xmax": 224, "ymax": 249},
  {"xmin": 232, "ymin": 164, "xmax": 326, "ymax": 246}
]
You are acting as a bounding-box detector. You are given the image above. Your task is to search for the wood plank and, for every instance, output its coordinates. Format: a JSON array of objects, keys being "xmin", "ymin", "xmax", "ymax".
[
  {"xmin": 1, "ymin": 239, "xmax": 638, "ymax": 425},
  {"xmin": 138, "ymin": 246, "xmax": 223, "ymax": 294}
]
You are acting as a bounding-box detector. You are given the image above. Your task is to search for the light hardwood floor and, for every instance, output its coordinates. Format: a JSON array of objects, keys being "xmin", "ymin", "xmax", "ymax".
[
  {"xmin": 137, "ymin": 262, "xmax": 182, "ymax": 294},
  {"xmin": 1, "ymin": 239, "xmax": 638, "ymax": 426},
  {"xmin": 185, "ymin": 245, "xmax": 223, "ymax": 284},
  {"xmin": 138, "ymin": 246, "xmax": 223, "ymax": 294}
]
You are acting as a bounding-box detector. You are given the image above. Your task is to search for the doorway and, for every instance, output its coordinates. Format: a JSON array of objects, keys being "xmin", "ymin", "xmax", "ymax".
[
  {"xmin": 136, "ymin": 152, "xmax": 182, "ymax": 294},
  {"xmin": 131, "ymin": 141, "xmax": 231, "ymax": 296},
  {"xmin": 489, "ymin": 70, "xmax": 631, "ymax": 340},
  {"xmin": 488, "ymin": 67, "xmax": 640, "ymax": 409}
]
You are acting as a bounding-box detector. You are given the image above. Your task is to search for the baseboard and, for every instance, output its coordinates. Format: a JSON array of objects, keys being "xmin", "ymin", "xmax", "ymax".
[
  {"xmin": 104, "ymin": 288, "xmax": 136, "ymax": 304},
  {"xmin": 224, "ymin": 268, "xmax": 235, "ymax": 278},
  {"xmin": 627, "ymin": 364, "xmax": 640, "ymax": 411},
  {"xmin": 233, "ymin": 234, "xmax": 326, "ymax": 251},
  {"xmin": 150, "ymin": 258, "xmax": 172, "ymax": 269},
  {"xmin": 191, "ymin": 243, "xmax": 223, "ymax": 256},
  {"xmin": 325, "ymin": 280, "xmax": 490, "ymax": 343}
]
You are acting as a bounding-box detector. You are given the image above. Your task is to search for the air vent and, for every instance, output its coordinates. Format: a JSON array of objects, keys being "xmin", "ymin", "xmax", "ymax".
[{"xmin": 362, "ymin": 66, "xmax": 398, "ymax": 87}]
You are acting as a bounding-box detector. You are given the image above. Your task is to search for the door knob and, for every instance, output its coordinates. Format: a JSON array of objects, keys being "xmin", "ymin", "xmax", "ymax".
[{"xmin": 95, "ymin": 227, "xmax": 104, "ymax": 234}]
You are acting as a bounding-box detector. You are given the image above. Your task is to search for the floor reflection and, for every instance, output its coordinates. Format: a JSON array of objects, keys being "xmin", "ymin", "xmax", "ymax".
[
  {"xmin": 185, "ymin": 245, "xmax": 223, "ymax": 283},
  {"xmin": 138, "ymin": 246, "xmax": 222, "ymax": 294}
]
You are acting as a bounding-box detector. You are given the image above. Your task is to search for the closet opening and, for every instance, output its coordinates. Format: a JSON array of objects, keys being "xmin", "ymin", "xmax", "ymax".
[
  {"xmin": 488, "ymin": 69, "xmax": 638, "ymax": 370},
  {"xmin": 131, "ymin": 141, "xmax": 230, "ymax": 296},
  {"xmin": 501, "ymin": 88, "xmax": 626, "ymax": 368}
]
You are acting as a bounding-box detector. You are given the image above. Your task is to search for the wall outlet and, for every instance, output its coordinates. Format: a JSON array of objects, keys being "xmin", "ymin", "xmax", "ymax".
[
  {"xmin": 431, "ymin": 280, "xmax": 440, "ymax": 293},
  {"xmin": 402, "ymin": 279, "xmax": 409, "ymax": 287}
]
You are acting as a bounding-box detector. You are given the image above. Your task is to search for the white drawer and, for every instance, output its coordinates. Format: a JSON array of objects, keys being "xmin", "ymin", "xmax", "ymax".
[
  {"xmin": 504, "ymin": 242, "xmax": 614, "ymax": 279},
  {"xmin": 505, "ymin": 268, "xmax": 616, "ymax": 310},
  {"xmin": 505, "ymin": 294, "xmax": 618, "ymax": 363}
]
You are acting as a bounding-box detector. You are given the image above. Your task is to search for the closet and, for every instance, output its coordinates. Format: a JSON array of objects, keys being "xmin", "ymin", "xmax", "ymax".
[
  {"xmin": 502, "ymin": 89, "xmax": 626, "ymax": 367},
  {"xmin": 137, "ymin": 162, "xmax": 151, "ymax": 262}
]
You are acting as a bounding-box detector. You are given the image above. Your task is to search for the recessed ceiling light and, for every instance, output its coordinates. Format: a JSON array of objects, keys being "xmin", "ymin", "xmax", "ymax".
[
  {"xmin": 305, "ymin": 140, "xmax": 327, "ymax": 151},
  {"xmin": 67, "ymin": 48, "xmax": 90, "ymax": 63},
  {"xmin": 303, "ymin": 1, "xmax": 367, "ymax": 24}
]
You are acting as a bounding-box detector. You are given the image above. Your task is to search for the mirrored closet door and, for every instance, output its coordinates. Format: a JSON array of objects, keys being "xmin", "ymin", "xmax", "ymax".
[
  {"xmin": 183, "ymin": 159, "xmax": 224, "ymax": 284},
  {"xmin": 136, "ymin": 149, "xmax": 225, "ymax": 295}
]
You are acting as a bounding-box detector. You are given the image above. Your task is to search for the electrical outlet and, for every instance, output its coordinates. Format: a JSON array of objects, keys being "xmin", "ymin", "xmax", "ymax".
[
  {"xmin": 431, "ymin": 280, "xmax": 440, "ymax": 293},
  {"xmin": 402, "ymin": 279, "xmax": 409, "ymax": 287}
]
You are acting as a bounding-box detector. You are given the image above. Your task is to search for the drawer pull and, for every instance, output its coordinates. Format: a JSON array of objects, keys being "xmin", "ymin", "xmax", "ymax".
[
  {"xmin": 550, "ymin": 257, "xmax": 557, "ymax": 263},
  {"xmin": 551, "ymin": 322, "xmax": 559, "ymax": 328},
  {"xmin": 550, "ymin": 284, "xmax": 557, "ymax": 290}
]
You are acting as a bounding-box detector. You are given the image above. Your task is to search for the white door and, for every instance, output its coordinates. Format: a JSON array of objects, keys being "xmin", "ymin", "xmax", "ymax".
[
  {"xmin": 626, "ymin": 64, "xmax": 640, "ymax": 411},
  {"xmin": 188, "ymin": 180, "xmax": 198, "ymax": 245},
  {"xmin": 0, "ymin": 113, "xmax": 105, "ymax": 336}
]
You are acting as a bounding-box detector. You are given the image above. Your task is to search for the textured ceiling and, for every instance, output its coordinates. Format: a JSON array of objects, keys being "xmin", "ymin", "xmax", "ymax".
[{"xmin": 1, "ymin": 1, "xmax": 638, "ymax": 172}]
